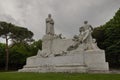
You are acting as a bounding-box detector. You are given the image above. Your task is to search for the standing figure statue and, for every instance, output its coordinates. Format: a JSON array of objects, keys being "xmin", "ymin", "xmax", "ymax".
[
  {"xmin": 46, "ymin": 14, "xmax": 55, "ymax": 35},
  {"xmin": 81, "ymin": 21, "xmax": 93, "ymax": 50}
]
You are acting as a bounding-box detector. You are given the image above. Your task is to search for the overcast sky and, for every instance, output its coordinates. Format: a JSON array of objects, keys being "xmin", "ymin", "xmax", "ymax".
[{"xmin": 0, "ymin": 0, "xmax": 120, "ymax": 42}]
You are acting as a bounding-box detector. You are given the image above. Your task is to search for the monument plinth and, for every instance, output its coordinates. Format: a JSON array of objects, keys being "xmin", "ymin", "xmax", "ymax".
[{"xmin": 18, "ymin": 15, "xmax": 109, "ymax": 73}]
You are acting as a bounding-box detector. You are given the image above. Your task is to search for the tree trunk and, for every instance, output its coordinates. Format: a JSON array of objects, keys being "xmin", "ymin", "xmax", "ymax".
[{"xmin": 5, "ymin": 35, "xmax": 9, "ymax": 71}]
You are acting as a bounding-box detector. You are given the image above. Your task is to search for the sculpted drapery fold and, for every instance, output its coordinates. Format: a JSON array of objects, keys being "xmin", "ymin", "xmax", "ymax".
[{"xmin": 46, "ymin": 14, "xmax": 54, "ymax": 35}]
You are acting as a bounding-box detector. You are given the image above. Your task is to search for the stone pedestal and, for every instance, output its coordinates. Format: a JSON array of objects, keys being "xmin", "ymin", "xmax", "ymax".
[
  {"xmin": 18, "ymin": 34, "xmax": 109, "ymax": 73},
  {"xmin": 18, "ymin": 50, "xmax": 109, "ymax": 73},
  {"xmin": 84, "ymin": 50, "xmax": 109, "ymax": 72},
  {"xmin": 18, "ymin": 53, "xmax": 87, "ymax": 72}
]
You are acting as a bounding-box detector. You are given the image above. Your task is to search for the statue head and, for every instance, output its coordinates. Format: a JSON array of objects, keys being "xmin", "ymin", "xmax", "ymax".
[
  {"xmin": 84, "ymin": 21, "xmax": 88, "ymax": 24},
  {"xmin": 48, "ymin": 14, "xmax": 51, "ymax": 18}
]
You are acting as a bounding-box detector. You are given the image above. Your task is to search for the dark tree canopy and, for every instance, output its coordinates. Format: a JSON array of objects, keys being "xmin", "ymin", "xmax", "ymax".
[
  {"xmin": 0, "ymin": 21, "xmax": 34, "ymax": 44},
  {"xmin": 10, "ymin": 26, "xmax": 34, "ymax": 43},
  {"xmin": 92, "ymin": 8, "xmax": 120, "ymax": 68}
]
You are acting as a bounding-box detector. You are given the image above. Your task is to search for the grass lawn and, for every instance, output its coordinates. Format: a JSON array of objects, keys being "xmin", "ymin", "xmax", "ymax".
[{"xmin": 0, "ymin": 72, "xmax": 120, "ymax": 80}]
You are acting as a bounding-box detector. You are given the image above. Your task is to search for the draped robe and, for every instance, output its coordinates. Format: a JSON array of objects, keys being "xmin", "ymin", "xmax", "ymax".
[{"xmin": 46, "ymin": 18, "xmax": 54, "ymax": 35}]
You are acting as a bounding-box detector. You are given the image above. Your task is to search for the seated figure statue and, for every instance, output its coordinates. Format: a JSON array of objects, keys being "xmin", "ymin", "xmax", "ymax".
[
  {"xmin": 67, "ymin": 26, "xmax": 84, "ymax": 51},
  {"xmin": 67, "ymin": 21, "xmax": 95, "ymax": 51},
  {"xmin": 80, "ymin": 21, "xmax": 93, "ymax": 50}
]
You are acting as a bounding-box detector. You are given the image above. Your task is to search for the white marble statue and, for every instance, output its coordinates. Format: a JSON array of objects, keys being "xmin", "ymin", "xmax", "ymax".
[
  {"xmin": 67, "ymin": 21, "xmax": 94, "ymax": 51},
  {"xmin": 80, "ymin": 21, "xmax": 93, "ymax": 50},
  {"xmin": 18, "ymin": 18, "xmax": 109, "ymax": 73},
  {"xmin": 46, "ymin": 14, "xmax": 54, "ymax": 35}
]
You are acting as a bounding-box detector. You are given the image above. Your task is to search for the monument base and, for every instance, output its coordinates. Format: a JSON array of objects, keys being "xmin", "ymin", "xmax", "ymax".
[{"xmin": 18, "ymin": 50, "xmax": 109, "ymax": 73}]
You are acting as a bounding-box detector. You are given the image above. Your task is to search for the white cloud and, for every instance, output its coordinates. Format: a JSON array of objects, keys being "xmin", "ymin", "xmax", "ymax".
[{"xmin": 0, "ymin": 0, "xmax": 120, "ymax": 41}]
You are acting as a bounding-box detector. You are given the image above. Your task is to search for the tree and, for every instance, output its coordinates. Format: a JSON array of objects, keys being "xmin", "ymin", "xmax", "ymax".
[
  {"xmin": 29, "ymin": 39, "xmax": 42, "ymax": 56},
  {"xmin": 10, "ymin": 26, "xmax": 34, "ymax": 44},
  {"xmin": 92, "ymin": 8, "xmax": 120, "ymax": 68},
  {"xmin": 0, "ymin": 43, "xmax": 5, "ymax": 69},
  {"xmin": 9, "ymin": 43, "xmax": 32, "ymax": 70},
  {"xmin": 0, "ymin": 22, "xmax": 13, "ymax": 70},
  {"xmin": 8, "ymin": 39, "xmax": 42, "ymax": 70},
  {"xmin": 0, "ymin": 21, "xmax": 34, "ymax": 70},
  {"xmin": 92, "ymin": 26, "xmax": 106, "ymax": 49},
  {"xmin": 0, "ymin": 39, "xmax": 42, "ymax": 70}
]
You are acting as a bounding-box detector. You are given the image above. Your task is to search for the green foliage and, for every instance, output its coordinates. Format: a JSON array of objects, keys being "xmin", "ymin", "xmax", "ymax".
[
  {"xmin": 10, "ymin": 26, "xmax": 34, "ymax": 43},
  {"xmin": 0, "ymin": 73, "xmax": 120, "ymax": 80},
  {"xmin": 93, "ymin": 8, "xmax": 120, "ymax": 68},
  {"xmin": 30, "ymin": 39, "xmax": 42, "ymax": 54},
  {"xmin": 92, "ymin": 26, "xmax": 106, "ymax": 49},
  {"xmin": 0, "ymin": 22, "xmax": 13, "ymax": 37},
  {"xmin": 0, "ymin": 21, "xmax": 34, "ymax": 70},
  {"xmin": 9, "ymin": 43, "xmax": 32, "ymax": 69},
  {"xmin": 8, "ymin": 40, "xmax": 42, "ymax": 70},
  {"xmin": 0, "ymin": 39, "xmax": 42, "ymax": 70},
  {"xmin": 0, "ymin": 43, "xmax": 5, "ymax": 69}
]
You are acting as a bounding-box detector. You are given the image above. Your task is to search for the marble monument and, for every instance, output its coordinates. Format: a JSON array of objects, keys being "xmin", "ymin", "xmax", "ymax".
[{"xmin": 18, "ymin": 14, "xmax": 109, "ymax": 73}]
